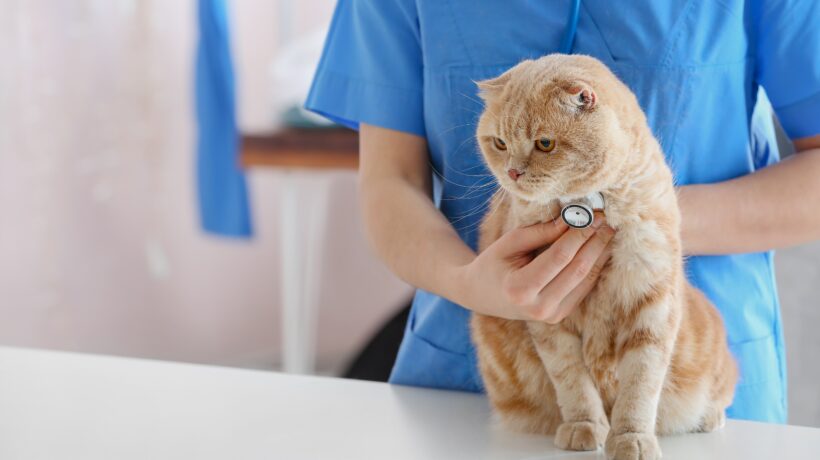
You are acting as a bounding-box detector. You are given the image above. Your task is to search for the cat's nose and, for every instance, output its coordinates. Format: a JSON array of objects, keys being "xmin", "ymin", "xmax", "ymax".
[{"xmin": 507, "ymin": 169, "xmax": 525, "ymax": 181}]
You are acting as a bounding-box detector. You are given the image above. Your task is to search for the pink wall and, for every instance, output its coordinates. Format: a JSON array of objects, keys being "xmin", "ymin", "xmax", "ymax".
[{"xmin": 0, "ymin": 0, "xmax": 411, "ymax": 373}]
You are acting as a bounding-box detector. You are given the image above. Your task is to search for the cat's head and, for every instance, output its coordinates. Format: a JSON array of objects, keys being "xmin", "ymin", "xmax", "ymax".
[{"xmin": 476, "ymin": 54, "xmax": 632, "ymax": 203}]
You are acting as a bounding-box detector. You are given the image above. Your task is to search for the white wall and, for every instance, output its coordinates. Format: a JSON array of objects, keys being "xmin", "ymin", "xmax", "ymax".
[{"xmin": 0, "ymin": 0, "xmax": 410, "ymax": 373}]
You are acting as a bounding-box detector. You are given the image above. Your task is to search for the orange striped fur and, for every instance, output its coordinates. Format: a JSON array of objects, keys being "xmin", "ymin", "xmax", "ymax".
[{"xmin": 472, "ymin": 55, "xmax": 737, "ymax": 460}]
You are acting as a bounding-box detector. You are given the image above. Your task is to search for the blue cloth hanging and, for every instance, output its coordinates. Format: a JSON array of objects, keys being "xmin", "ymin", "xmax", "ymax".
[{"xmin": 195, "ymin": 0, "xmax": 252, "ymax": 237}]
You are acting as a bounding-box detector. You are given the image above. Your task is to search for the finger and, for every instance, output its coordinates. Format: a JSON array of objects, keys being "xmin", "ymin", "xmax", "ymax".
[
  {"xmin": 495, "ymin": 218, "xmax": 568, "ymax": 255},
  {"xmin": 512, "ymin": 214, "xmax": 606, "ymax": 291},
  {"xmin": 536, "ymin": 226, "xmax": 615, "ymax": 322},
  {"xmin": 549, "ymin": 238, "xmax": 614, "ymax": 323}
]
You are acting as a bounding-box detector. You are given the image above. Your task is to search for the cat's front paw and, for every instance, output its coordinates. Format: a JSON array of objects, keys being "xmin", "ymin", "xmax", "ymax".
[
  {"xmin": 605, "ymin": 432, "xmax": 661, "ymax": 460},
  {"xmin": 554, "ymin": 420, "xmax": 608, "ymax": 451},
  {"xmin": 698, "ymin": 409, "xmax": 726, "ymax": 433}
]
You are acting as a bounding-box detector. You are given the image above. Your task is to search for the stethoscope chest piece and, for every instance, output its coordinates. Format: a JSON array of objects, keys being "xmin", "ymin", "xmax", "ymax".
[
  {"xmin": 562, "ymin": 203, "xmax": 594, "ymax": 228},
  {"xmin": 559, "ymin": 192, "xmax": 605, "ymax": 229}
]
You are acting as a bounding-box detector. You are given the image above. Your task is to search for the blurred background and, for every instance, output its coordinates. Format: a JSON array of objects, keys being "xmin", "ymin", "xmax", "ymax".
[{"xmin": 0, "ymin": 0, "xmax": 817, "ymax": 427}]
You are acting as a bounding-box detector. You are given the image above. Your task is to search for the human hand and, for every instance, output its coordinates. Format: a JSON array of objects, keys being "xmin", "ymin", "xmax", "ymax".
[{"xmin": 454, "ymin": 214, "xmax": 614, "ymax": 322}]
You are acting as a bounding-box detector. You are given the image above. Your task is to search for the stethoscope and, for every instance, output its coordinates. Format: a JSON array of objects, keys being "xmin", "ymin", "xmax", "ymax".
[
  {"xmin": 558, "ymin": 1, "xmax": 598, "ymax": 229},
  {"xmin": 560, "ymin": 0, "xmax": 581, "ymax": 55},
  {"xmin": 559, "ymin": 192, "xmax": 605, "ymax": 229}
]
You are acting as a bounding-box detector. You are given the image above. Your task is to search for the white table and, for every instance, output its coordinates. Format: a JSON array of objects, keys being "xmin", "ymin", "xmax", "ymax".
[{"xmin": 1, "ymin": 347, "xmax": 818, "ymax": 460}]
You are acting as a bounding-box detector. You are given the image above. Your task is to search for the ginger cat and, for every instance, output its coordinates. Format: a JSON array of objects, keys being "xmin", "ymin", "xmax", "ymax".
[{"xmin": 471, "ymin": 54, "xmax": 738, "ymax": 460}]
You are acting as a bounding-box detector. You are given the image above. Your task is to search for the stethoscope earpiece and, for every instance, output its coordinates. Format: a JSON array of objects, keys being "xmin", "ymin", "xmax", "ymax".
[{"xmin": 559, "ymin": 192, "xmax": 605, "ymax": 229}]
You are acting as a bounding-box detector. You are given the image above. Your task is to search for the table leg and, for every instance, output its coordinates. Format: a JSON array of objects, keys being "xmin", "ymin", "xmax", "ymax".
[{"xmin": 278, "ymin": 172, "xmax": 332, "ymax": 374}]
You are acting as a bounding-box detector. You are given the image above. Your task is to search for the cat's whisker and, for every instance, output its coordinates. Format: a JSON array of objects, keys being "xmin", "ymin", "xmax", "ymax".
[
  {"xmin": 449, "ymin": 134, "xmax": 481, "ymax": 157},
  {"xmin": 428, "ymin": 160, "xmax": 495, "ymax": 190},
  {"xmin": 444, "ymin": 187, "xmax": 496, "ymax": 202},
  {"xmin": 449, "ymin": 196, "xmax": 498, "ymax": 225},
  {"xmin": 453, "ymin": 189, "xmax": 506, "ymax": 234},
  {"xmin": 457, "ymin": 162, "xmax": 492, "ymax": 173},
  {"xmin": 437, "ymin": 178, "xmax": 498, "ymax": 194},
  {"xmin": 440, "ymin": 160, "xmax": 494, "ymax": 179},
  {"xmin": 436, "ymin": 122, "xmax": 479, "ymax": 137},
  {"xmin": 450, "ymin": 188, "xmax": 503, "ymax": 225},
  {"xmin": 449, "ymin": 174, "xmax": 495, "ymax": 182}
]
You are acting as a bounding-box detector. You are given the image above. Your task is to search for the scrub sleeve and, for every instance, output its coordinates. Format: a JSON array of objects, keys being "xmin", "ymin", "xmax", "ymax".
[
  {"xmin": 755, "ymin": 0, "xmax": 820, "ymax": 139},
  {"xmin": 305, "ymin": 0, "xmax": 425, "ymax": 137}
]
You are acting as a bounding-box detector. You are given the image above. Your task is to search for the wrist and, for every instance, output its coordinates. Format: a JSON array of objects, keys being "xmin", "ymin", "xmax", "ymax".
[{"xmin": 442, "ymin": 257, "xmax": 477, "ymax": 309}]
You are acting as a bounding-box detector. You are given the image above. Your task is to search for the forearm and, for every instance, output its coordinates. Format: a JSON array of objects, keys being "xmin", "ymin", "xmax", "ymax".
[
  {"xmin": 359, "ymin": 175, "xmax": 475, "ymax": 300},
  {"xmin": 358, "ymin": 123, "xmax": 476, "ymax": 304},
  {"xmin": 679, "ymin": 147, "xmax": 820, "ymax": 255}
]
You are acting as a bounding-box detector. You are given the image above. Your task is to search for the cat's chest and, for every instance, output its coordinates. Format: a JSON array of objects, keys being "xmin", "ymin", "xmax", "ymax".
[
  {"xmin": 506, "ymin": 201, "xmax": 562, "ymax": 232},
  {"xmin": 591, "ymin": 220, "xmax": 675, "ymax": 307}
]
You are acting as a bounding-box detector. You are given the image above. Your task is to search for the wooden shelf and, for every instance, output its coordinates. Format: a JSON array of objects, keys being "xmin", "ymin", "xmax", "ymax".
[{"xmin": 240, "ymin": 128, "xmax": 358, "ymax": 170}]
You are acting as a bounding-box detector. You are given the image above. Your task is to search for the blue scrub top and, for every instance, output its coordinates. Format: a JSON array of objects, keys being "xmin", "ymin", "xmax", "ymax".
[{"xmin": 306, "ymin": 0, "xmax": 820, "ymax": 424}]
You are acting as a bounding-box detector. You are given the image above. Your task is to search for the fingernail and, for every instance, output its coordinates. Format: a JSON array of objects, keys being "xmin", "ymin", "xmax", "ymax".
[{"xmin": 592, "ymin": 217, "xmax": 605, "ymax": 228}]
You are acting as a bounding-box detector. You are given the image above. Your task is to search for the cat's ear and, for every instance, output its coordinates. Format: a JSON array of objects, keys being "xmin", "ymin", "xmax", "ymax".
[
  {"xmin": 563, "ymin": 83, "xmax": 597, "ymax": 111},
  {"xmin": 476, "ymin": 71, "xmax": 512, "ymax": 101}
]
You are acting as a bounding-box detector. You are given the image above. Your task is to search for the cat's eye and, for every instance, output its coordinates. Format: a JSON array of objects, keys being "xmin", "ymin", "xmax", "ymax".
[
  {"xmin": 535, "ymin": 138, "xmax": 556, "ymax": 153},
  {"xmin": 493, "ymin": 137, "xmax": 507, "ymax": 151}
]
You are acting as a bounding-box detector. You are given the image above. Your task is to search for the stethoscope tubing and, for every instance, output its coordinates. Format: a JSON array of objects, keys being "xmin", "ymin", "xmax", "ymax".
[{"xmin": 560, "ymin": 0, "xmax": 582, "ymax": 54}]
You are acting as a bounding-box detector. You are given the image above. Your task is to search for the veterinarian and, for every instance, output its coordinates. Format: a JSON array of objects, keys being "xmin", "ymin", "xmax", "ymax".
[{"xmin": 306, "ymin": 0, "xmax": 820, "ymax": 423}]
